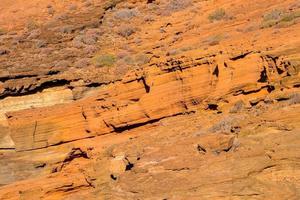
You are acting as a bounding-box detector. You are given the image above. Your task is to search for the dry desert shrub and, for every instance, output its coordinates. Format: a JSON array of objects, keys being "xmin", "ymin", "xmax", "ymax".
[
  {"xmin": 208, "ymin": 8, "xmax": 226, "ymax": 22},
  {"xmin": 209, "ymin": 116, "xmax": 241, "ymax": 134},
  {"xmin": 26, "ymin": 20, "xmax": 39, "ymax": 31},
  {"xmin": 229, "ymin": 100, "xmax": 245, "ymax": 113},
  {"xmin": 117, "ymin": 24, "xmax": 136, "ymax": 37},
  {"xmin": 59, "ymin": 25, "xmax": 76, "ymax": 34},
  {"xmin": 144, "ymin": 15, "xmax": 155, "ymax": 22},
  {"xmin": 114, "ymin": 60, "xmax": 130, "ymax": 77},
  {"xmin": 165, "ymin": 0, "xmax": 192, "ymax": 12},
  {"xmin": 134, "ymin": 53, "xmax": 151, "ymax": 65},
  {"xmin": 74, "ymin": 58, "xmax": 90, "ymax": 68},
  {"xmin": 288, "ymin": 93, "xmax": 300, "ymax": 105},
  {"xmin": 159, "ymin": 0, "xmax": 193, "ymax": 16},
  {"xmin": 114, "ymin": 8, "xmax": 139, "ymax": 20},
  {"xmin": 54, "ymin": 60, "xmax": 71, "ymax": 68},
  {"xmin": 203, "ymin": 34, "xmax": 225, "ymax": 46},
  {"xmin": 166, "ymin": 49, "xmax": 181, "ymax": 56},
  {"xmin": 35, "ymin": 40, "xmax": 47, "ymax": 48},
  {"xmin": 47, "ymin": 5, "xmax": 55, "ymax": 15},
  {"xmin": 72, "ymin": 30, "xmax": 100, "ymax": 48},
  {"xmin": 92, "ymin": 54, "xmax": 117, "ymax": 67},
  {"xmin": 261, "ymin": 9, "xmax": 300, "ymax": 28}
]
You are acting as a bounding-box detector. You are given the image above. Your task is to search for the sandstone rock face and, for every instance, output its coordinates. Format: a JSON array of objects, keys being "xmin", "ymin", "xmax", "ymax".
[
  {"xmin": 7, "ymin": 52, "xmax": 298, "ymax": 151},
  {"xmin": 0, "ymin": 0, "xmax": 300, "ymax": 199},
  {"xmin": 0, "ymin": 87, "xmax": 73, "ymax": 149}
]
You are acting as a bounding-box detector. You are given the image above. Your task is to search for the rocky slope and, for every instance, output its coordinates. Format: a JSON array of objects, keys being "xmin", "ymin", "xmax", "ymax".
[{"xmin": 0, "ymin": 0, "xmax": 300, "ymax": 199}]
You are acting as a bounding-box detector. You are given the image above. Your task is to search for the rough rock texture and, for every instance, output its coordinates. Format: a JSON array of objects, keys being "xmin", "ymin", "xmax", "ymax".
[{"xmin": 0, "ymin": 0, "xmax": 300, "ymax": 199}]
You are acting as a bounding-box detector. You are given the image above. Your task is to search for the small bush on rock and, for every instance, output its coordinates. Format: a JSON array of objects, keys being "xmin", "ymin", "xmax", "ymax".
[
  {"xmin": 229, "ymin": 100, "xmax": 245, "ymax": 113},
  {"xmin": 134, "ymin": 53, "xmax": 151, "ymax": 65},
  {"xmin": 203, "ymin": 34, "xmax": 225, "ymax": 46},
  {"xmin": 165, "ymin": 0, "xmax": 192, "ymax": 12},
  {"xmin": 114, "ymin": 8, "xmax": 139, "ymax": 20},
  {"xmin": 117, "ymin": 24, "xmax": 136, "ymax": 37},
  {"xmin": 209, "ymin": 116, "xmax": 241, "ymax": 134},
  {"xmin": 26, "ymin": 20, "xmax": 39, "ymax": 31},
  {"xmin": 261, "ymin": 9, "xmax": 300, "ymax": 28},
  {"xmin": 92, "ymin": 54, "xmax": 116, "ymax": 67},
  {"xmin": 288, "ymin": 93, "xmax": 300, "ymax": 105},
  {"xmin": 74, "ymin": 58, "xmax": 90, "ymax": 68},
  {"xmin": 208, "ymin": 8, "xmax": 226, "ymax": 22}
]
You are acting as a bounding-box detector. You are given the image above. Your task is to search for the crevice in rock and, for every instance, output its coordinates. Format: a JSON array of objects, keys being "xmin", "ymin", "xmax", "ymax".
[
  {"xmin": 0, "ymin": 147, "xmax": 15, "ymax": 150},
  {"xmin": 47, "ymin": 182, "xmax": 93, "ymax": 194},
  {"xmin": 139, "ymin": 77, "xmax": 150, "ymax": 93},
  {"xmin": 267, "ymin": 85, "xmax": 275, "ymax": 93},
  {"xmin": 0, "ymin": 79, "xmax": 71, "ymax": 100},
  {"xmin": 35, "ymin": 163, "xmax": 46, "ymax": 169},
  {"xmin": 81, "ymin": 107, "xmax": 87, "ymax": 120},
  {"xmin": 63, "ymin": 148, "xmax": 89, "ymax": 162},
  {"xmin": 235, "ymin": 87, "xmax": 263, "ymax": 96},
  {"xmin": 230, "ymin": 51, "xmax": 252, "ymax": 61},
  {"xmin": 84, "ymin": 177, "xmax": 95, "ymax": 188},
  {"xmin": 86, "ymin": 82, "xmax": 103, "ymax": 88},
  {"xmin": 276, "ymin": 97, "xmax": 290, "ymax": 102},
  {"xmin": 257, "ymin": 67, "xmax": 268, "ymax": 83},
  {"xmin": 165, "ymin": 167, "xmax": 190, "ymax": 171},
  {"xmin": 212, "ymin": 65, "xmax": 219, "ymax": 77},
  {"xmin": 46, "ymin": 70, "xmax": 60, "ymax": 75},
  {"xmin": 112, "ymin": 112, "xmax": 186, "ymax": 133},
  {"xmin": 110, "ymin": 174, "xmax": 117, "ymax": 180},
  {"xmin": 49, "ymin": 137, "xmax": 95, "ymax": 148},
  {"xmin": 125, "ymin": 158, "xmax": 134, "ymax": 171},
  {"xmin": 197, "ymin": 145, "xmax": 207, "ymax": 154},
  {"xmin": 20, "ymin": 136, "xmax": 96, "ymax": 152},
  {"xmin": 224, "ymin": 62, "xmax": 228, "ymax": 68},
  {"xmin": 247, "ymin": 164, "xmax": 276, "ymax": 176},
  {"xmin": 207, "ymin": 103, "xmax": 218, "ymax": 110},
  {"xmin": 52, "ymin": 148, "xmax": 89, "ymax": 173},
  {"xmin": 294, "ymin": 84, "xmax": 300, "ymax": 88},
  {"xmin": 0, "ymin": 74, "xmax": 38, "ymax": 83},
  {"xmin": 32, "ymin": 121, "xmax": 38, "ymax": 142}
]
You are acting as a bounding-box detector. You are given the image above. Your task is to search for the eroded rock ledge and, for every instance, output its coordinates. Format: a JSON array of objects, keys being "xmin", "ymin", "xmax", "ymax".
[{"xmin": 4, "ymin": 51, "xmax": 299, "ymax": 151}]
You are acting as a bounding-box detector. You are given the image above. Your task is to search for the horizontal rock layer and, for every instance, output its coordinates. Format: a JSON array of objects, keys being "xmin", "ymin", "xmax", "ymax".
[{"xmin": 6, "ymin": 52, "xmax": 299, "ymax": 151}]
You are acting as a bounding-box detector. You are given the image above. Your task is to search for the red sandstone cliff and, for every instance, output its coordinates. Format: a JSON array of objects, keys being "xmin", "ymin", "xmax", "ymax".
[{"xmin": 0, "ymin": 0, "xmax": 300, "ymax": 199}]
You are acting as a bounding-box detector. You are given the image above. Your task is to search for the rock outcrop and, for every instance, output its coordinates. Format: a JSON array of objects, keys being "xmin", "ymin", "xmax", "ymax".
[
  {"xmin": 6, "ymin": 52, "xmax": 299, "ymax": 152},
  {"xmin": 0, "ymin": 0, "xmax": 300, "ymax": 199}
]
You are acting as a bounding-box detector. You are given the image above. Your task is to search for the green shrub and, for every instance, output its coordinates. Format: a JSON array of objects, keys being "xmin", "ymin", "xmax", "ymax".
[
  {"xmin": 92, "ymin": 54, "xmax": 117, "ymax": 67},
  {"xmin": 261, "ymin": 10, "xmax": 300, "ymax": 28},
  {"xmin": 280, "ymin": 10, "xmax": 300, "ymax": 22},
  {"xmin": 260, "ymin": 20, "xmax": 278, "ymax": 28},
  {"xmin": 263, "ymin": 9, "xmax": 282, "ymax": 21},
  {"xmin": 208, "ymin": 8, "xmax": 226, "ymax": 22}
]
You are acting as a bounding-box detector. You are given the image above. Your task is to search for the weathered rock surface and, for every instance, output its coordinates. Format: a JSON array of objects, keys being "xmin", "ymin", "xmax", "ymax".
[
  {"xmin": 6, "ymin": 52, "xmax": 299, "ymax": 152},
  {"xmin": 0, "ymin": 0, "xmax": 300, "ymax": 199}
]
